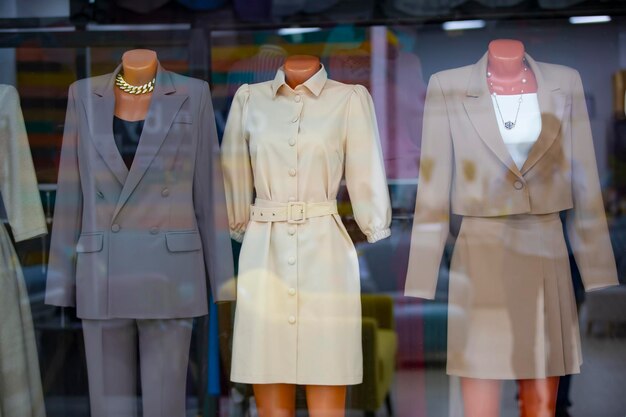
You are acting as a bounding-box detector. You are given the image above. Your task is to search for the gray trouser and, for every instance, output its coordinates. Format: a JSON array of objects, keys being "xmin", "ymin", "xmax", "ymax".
[{"xmin": 82, "ymin": 318, "xmax": 193, "ymax": 417}]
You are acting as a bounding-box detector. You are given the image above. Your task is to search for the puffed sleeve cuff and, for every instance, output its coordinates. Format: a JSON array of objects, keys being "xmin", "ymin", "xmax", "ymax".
[
  {"xmin": 13, "ymin": 225, "xmax": 48, "ymax": 242},
  {"xmin": 404, "ymin": 288, "xmax": 436, "ymax": 300},
  {"xmin": 366, "ymin": 228, "xmax": 391, "ymax": 243},
  {"xmin": 584, "ymin": 278, "xmax": 620, "ymax": 292},
  {"xmin": 230, "ymin": 230, "xmax": 245, "ymax": 243}
]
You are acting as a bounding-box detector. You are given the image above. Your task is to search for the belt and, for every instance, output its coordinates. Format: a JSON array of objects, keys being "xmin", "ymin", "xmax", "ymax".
[{"xmin": 250, "ymin": 199, "xmax": 338, "ymax": 224}]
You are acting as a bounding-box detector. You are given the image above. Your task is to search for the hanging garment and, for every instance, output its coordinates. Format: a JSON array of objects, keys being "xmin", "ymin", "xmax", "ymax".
[
  {"xmin": 405, "ymin": 53, "xmax": 619, "ymax": 379},
  {"xmin": 0, "ymin": 85, "xmax": 47, "ymax": 417},
  {"xmin": 222, "ymin": 65, "xmax": 392, "ymax": 385}
]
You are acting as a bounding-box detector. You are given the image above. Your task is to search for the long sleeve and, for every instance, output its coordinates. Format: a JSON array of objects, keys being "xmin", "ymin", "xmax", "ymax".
[
  {"xmin": 565, "ymin": 70, "xmax": 618, "ymax": 291},
  {"xmin": 344, "ymin": 85, "xmax": 391, "ymax": 243},
  {"xmin": 195, "ymin": 81, "xmax": 236, "ymax": 302},
  {"xmin": 0, "ymin": 85, "xmax": 47, "ymax": 242},
  {"xmin": 405, "ymin": 74, "xmax": 453, "ymax": 299},
  {"xmin": 221, "ymin": 84, "xmax": 253, "ymax": 243},
  {"xmin": 46, "ymin": 84, "xmax": 82, "ymax": 307}
]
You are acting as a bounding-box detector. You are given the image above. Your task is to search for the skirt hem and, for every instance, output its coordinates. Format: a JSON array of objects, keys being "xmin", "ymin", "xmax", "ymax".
[{"xmin": 446, "ymin": 365, "xmax": 582, "ymax": 380}]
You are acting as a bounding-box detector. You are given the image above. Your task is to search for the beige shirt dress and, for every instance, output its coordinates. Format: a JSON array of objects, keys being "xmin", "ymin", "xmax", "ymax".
[{"xmin": 221, "ymin": 66, "xmax": 392, "ymax": 385}]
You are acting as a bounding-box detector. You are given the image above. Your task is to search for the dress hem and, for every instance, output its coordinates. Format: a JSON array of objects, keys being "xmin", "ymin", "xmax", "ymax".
[{"xmin": 231, "ymin": 374, "xmax": 363, "ymax": 386}]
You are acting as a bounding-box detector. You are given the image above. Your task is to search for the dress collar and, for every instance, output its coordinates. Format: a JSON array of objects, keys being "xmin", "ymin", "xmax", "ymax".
[{"xmin": 271, "ymin": 64, "xmax": 328, "ymax": 98}]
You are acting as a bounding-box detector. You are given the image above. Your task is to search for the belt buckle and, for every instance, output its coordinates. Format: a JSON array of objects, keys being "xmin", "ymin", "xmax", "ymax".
[{"xmin": 287, "ymin": 202, "xmax": 307, "ymax": 224}]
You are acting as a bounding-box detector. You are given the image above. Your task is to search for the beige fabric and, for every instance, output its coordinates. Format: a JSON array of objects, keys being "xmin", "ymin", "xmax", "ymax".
[
  {"xmin": 448, "ymin": 214, "xmax": 582, "ymax": 379},
  {"xmin": 250, "ymin": 199, "xmax": 337, "ymax": 222},
  {"xmin": 221, "ymin": 65, "xmax": 391, "ymax": 384},
  {"xmin": 0, "ymin": 85, "xmax": 47, "ymax": 417},
  {"xmin": 405, "ymin": 53, "xmax": 618, "ymax": 379},
  {"xmin": 0, "ymin": 85, "xmax": 47, "ymax": 242}
]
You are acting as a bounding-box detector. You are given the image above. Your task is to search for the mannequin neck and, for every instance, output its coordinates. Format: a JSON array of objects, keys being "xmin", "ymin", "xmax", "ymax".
[
  {"xmin": 283, "ymin": 55, "xmax": 320, "ymax": 89},
  {"xmin": 121, "ymin": 49, "xmax": 158, "ymax": 86},
  {"xmin": 487, "ymin": 39, "xmax": 537, "ymax": 95},
  {"xmin": 487, "ymin": 39, "xmax": 525, "ymax": 79}
]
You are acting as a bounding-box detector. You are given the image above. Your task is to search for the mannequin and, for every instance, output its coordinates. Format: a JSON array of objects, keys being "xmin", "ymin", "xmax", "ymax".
[
  {"xmin": 47, "ymin": 46, "xmax": 236, "ymax": 417},
  {"xmin": 251, "ymin": 54, "xmax": 347, "ymax": 417},
  {"xmin": 461, "ymin": 39, "xmax": 559, "ymax": 417},
  {"xmin": 114, "ymin": 49, "xmax": 157, "ymax": 120}
]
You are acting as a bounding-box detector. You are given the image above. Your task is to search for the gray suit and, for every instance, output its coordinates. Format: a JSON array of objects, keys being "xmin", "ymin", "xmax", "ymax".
[
  {"xmin": 45, "ymin": 63, "xmax": 235, "ymax": 318},
  {"xmin": 45, "ymin": 64, "xmax": 235, "ymax": 417}
]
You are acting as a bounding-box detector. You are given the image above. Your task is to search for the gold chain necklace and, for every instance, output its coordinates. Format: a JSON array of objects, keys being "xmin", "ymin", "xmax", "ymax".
[{"xmin": 115, "ymin": 73, "xmax": 156, "ymax": 94}]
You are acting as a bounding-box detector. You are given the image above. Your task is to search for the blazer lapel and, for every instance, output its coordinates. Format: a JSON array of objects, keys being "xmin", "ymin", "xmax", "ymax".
[
  {"xmin": 463, "ymin": 53, "xmax": 522, "ymax": 179},
  {"xmin": 520, "ymin": 54, "xmax": 566, "ymax": 174},
  {"xmin": 89, "ymin": 64, "xmax": 129, "ymax": 185},
  {"xmin": 113, "ymin": 65, "xmax": 188, "ymax": 220}
]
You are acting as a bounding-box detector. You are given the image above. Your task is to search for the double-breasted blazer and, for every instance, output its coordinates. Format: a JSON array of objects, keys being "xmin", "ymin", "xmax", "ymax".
[
  {"xmin": 45, "ymin": 64, "xmax": 235, "ymax": 320},
  {"xmin": 405, "ymin": 53, "xmax": 618, "ymax": 299}
]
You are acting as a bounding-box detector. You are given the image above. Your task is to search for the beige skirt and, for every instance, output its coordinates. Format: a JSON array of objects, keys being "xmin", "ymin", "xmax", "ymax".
[{"xmin": 447, "ymin": 214, "xmax": 582, "ymax": 380}]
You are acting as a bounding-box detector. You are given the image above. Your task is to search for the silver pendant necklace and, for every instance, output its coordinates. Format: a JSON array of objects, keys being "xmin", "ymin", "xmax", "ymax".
[
  {"xmin": 492, "ymin": 93, "xmax": 523, "ymax": 130},
  {"xmin": 487, "ymin": 62, "xmax": 528, "ymax": 130}
]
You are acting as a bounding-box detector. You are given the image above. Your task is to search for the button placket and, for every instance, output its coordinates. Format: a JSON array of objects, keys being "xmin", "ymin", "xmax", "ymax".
[{"xmin": 286, "ymin": 91, "xmax": 303, "ymax": 329}]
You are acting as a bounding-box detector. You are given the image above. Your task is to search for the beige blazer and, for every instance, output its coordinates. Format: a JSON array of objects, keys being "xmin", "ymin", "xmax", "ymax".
[
  {"xmin": 405, "ymin": 53, "xmax": 618, "ymax": 299},
  {"xmin": 0, "ymin": 85, "xmax": 47, "ymax": 417},
  {"xmin": 46, "ymin": 64, "xmax": 235, "ymax": 319}
]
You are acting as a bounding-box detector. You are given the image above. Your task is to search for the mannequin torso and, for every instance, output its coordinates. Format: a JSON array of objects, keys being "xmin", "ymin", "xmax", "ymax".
[
  {"xmin": 462, "ymin": 40, "xmax": 558, "ymax": 417},
  {"xmin": 253, "ymin": 54, "xmax": 347, "ymax": 417},
  {"xmin": 114, "ymin": 49, "xmax": 157, "ymax": 121}
]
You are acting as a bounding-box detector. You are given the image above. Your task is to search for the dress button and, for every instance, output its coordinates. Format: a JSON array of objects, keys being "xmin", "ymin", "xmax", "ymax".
[
  {"xmin": 289, "ymin": 168, "xmax": 296, "ymax": 177},
  {"xmin": 288, "ymin": 138, "xmax": 296, "ymax": 146},
  {"xmin": 295, "ymin": 95, "xmax": 301, "ymax": 103},
  {"xmin": 288, "ymin": 256, "xmax": 296, "ymax": 265},
  {"xmin": 288, "ymin": 196, "xmax": 296, "ymax": 202},
  {"xmin": 288, "ymin": 316, "xmax": 296, "ymax": 324},
  {"xmin": 288, "ymin": 288, "xmax": 296, "ymax": 296},
  {"xmin": 288, "ymin": 226, "xmax": 296, "ymax": 236},
  {"xmin": 111, "ymin": 224, "xmax": 120, "ymax": 232},
  {"xmin": 514, "ymin": 180, "xmax": 524, "ymax": 190},
  {"xmin": 161, "ymin": 188, "xmax": 170, "ymax": 197},
  {"xmin": 150, "ymin": 227, "xmax": 159, "ymax": 235}
]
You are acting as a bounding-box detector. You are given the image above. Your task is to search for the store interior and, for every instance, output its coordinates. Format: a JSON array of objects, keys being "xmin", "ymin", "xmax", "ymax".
[{"xmin": 1, "ymin": 1, "xmax": 626, "ymax": 416}]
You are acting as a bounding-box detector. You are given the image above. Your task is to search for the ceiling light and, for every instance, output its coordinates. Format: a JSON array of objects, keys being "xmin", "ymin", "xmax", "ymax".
[
  {"xmin": 569, "ymin": 15, "xmax": 611, "ymax": 24},
  {"xmin": 442, "ymin": 20, "xmax": 486, "ymax": 31}
]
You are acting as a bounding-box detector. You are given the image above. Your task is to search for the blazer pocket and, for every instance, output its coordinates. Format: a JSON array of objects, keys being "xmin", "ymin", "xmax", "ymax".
[
  {"xmin": 76, "ymin": 233, "xmax": 104, "ymax": 253},
  {"xmin": 165, "ymin": 231, "xmax": 202, "ymax": 252},
  {"xmin": 172, "ymin": 113, "xmax": 193, "ymax": 124}
]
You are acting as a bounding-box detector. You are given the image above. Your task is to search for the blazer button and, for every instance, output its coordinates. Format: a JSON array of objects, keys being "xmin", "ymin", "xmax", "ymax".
[
  {"xmin": 288, "ymin": 316, "xmax": 296, "ymax": 324},
  {"xmin": 161, "ymin": 188, "xmax": 170, "ymax": 197},
  {"xmin": 288, "ymin": 256, "xmax": 296, "ymax": 265},
  {"xmin": 514, "ymin": 180, "xmax": 524, "ymax": 190},
  {"xmin": 150, "ymin": 227, "xmax": 159, "ymax": 235},
  {"xmin": 111, "ymin": 224, "xmax": 120, "ymax": 232}
]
